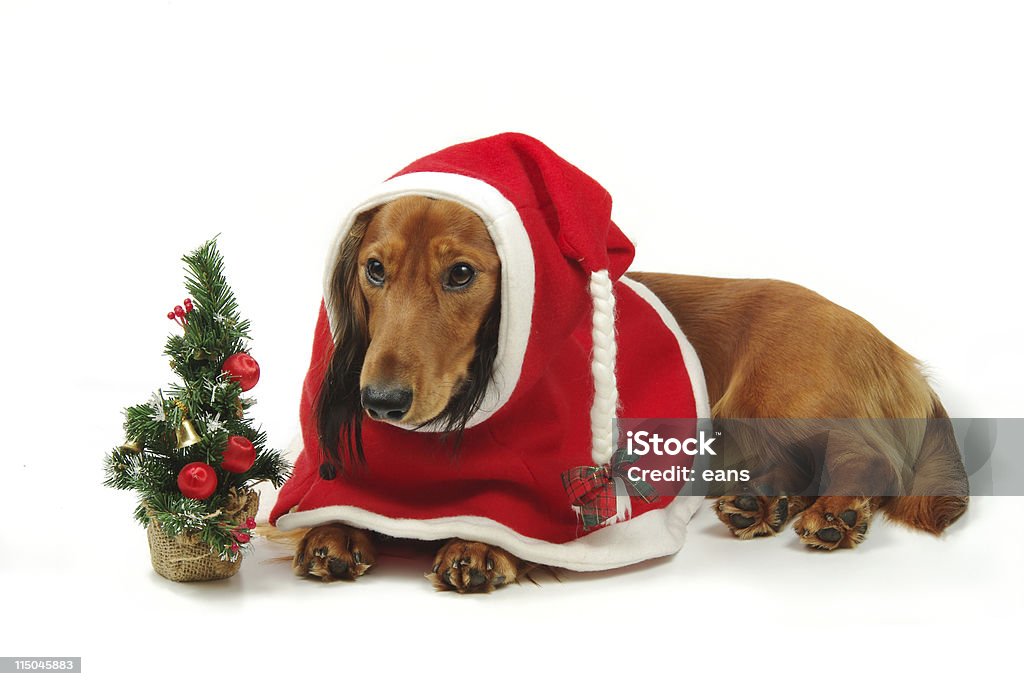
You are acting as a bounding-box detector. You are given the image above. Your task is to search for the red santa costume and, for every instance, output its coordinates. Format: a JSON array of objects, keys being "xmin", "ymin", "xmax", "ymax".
[{"xmin": 270, "ymin": 133, "xmax": 710, "ymax": 572}]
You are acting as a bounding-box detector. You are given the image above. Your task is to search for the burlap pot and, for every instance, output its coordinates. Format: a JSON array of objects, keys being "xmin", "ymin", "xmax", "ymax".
[{"xmin": 146, "ymin": 489, "xmax": 260, "ymax": 582}]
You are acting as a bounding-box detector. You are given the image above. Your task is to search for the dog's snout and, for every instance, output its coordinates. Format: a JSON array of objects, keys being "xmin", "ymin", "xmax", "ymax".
[{"xmin": 361, "ymin": 386, "xmax": 413, "ymax": 421}]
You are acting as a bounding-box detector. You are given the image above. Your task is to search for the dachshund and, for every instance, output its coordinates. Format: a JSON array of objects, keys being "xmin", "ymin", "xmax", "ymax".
[{"xmin": 288, "ymin": 194, "xmax": 969, "ymax": 592}]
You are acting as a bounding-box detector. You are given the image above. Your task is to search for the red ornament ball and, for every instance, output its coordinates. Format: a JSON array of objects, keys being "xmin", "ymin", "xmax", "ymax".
[
  {"xmin": 221, "ymin": 435, "xmax": 256, "ymax": 474},
  {"xmin": 221, "ymin": 352, "xmax": 260, "ymax": 391},
  {"xmin": 177, "ymin": 462, "xmax": 218, "ymax": 500}
]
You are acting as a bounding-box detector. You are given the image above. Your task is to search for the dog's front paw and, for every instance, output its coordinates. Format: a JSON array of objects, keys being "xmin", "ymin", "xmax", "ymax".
[
  {"xmin": 793, "ymin": 497, "xmax": 873, "ymax": 551},
  {"xmin": 427, "ymin": 539, "xmax": 521, "ymax": 593},
  {"xmin": 294, "ymin": 523, "xmax": 376, "ymax": 582}
]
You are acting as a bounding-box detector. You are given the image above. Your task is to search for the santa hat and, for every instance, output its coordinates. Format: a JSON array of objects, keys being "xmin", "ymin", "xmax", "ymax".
[{"xmin": 271, "ymin": 133, "xmax": 710, "ymax": 571}]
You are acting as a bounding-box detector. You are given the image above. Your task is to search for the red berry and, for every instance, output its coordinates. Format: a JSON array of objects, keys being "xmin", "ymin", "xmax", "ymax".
[
  {"xmin": 245, "ymin": 517, "xmax": 257, "ymax": 529},
  {"xmin": 221, "ymin": 352, "xmax": 260, "ymax": 392},
  {"xmin": 234, "ymin": 531, "xmax": 251, "ymax": 544},
  {"xmin": 184, "ymin": 299, "xmax": 193, "ymax": 312},
  {"xmin": 177, "ymin": 462, "xmax": 217, "ymax": 500},
  {"xmin": 230, "ymin": 542, "xmax": 240, "ymax": 552},
  {"xmin": 167, "ymin": 312, "xmax": 175, "ymax": 319},
  {"xmin": 221, "ymin": 435, "xmax": 256, "ymax": 473},
  {"xmin": 174, "ymin": 305, "xmax": 185, "ymax": 316}
]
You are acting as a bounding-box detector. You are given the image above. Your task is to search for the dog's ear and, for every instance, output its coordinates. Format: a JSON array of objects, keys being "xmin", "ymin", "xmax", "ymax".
[
  {"xmin": 426, "ymin": 285, "xmax": 501, "ymax": 453},
  {"xmin": 316, "ymin": 207, "xmax": 379, "ymax": 479}
]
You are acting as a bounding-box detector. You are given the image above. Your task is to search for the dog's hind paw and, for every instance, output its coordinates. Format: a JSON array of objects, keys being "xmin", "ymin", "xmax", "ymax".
[
  {"xmin": 427, "ymin": 539, "xmax": 522, "ymax": 593},
  {"xmin": 715, "ymin": 495, "xmax": 809, "ymax": 539},
  {"xmin": 793, "ymin": 497, "xmax": 873, "ymax": 551},
  {"xmin": 294, "ymin": 523, "xmax": 376, "ymax": 582}
]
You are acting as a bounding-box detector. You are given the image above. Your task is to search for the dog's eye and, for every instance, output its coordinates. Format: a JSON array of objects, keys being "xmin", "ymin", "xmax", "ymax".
[
  {"xmin": 365, "ymin": 259, "xmax": 385, "ymax": 286},
  {"xmin": 445, "ymin": 263, "xmax": 476, "ymax": 290}
]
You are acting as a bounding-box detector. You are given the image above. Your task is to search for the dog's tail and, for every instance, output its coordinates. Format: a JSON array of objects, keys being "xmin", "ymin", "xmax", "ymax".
[
  {"xmin": 255, "ymin": 523, "xmax": 311, "ymax": 567},
  {"xmin": 884, "ymin": 394, "xmax": 969, "ymax": 534},
  {"xmin": 256, "ymin": 523, "xmax": 307, "ymax": 545}
]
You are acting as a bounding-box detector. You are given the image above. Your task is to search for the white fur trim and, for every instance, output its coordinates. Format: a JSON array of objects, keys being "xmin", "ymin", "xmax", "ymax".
[
  {"xmin": 275, "ymin": 495, "xmax": 702, "ymax": 572},
  {"xmin": 322, "ymin": 172, "xmax": 535, "ymax": 430},
  {"xmin": 613, "ymin": 476, "xmax": 632, "ymax": 522},
  {"xmin": 589, "ymin": 269, "xmax": 619, "ymax": 466},
  {"xmin": 620, "ymin": 276, "xmax": 712, "ymax": 420}
]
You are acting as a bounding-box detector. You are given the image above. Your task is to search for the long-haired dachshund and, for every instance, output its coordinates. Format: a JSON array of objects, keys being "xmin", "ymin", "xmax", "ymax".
[{"xmin": 283, "ymin": 194, "xmax": 969, "ymax": 591}]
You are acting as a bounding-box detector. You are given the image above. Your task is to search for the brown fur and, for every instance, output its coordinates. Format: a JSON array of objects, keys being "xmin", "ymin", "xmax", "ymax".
[
  {"xmin": 315, "ymin": 197, "xmax": 501, "ymax": 477},
  {"xmin": 426, "ymin": 539, "xmax": 529, "ymax": 593},
  {"xmin": 628, "ymin": 273, "xmax": 969, "ymax": 542},
  {"xmin": 287, "ymin": 197, "xmax": 968, "ymax": 592},
  {"xmin": 354, "ymin": 198, "xmax": 501, "ymax": 424}
]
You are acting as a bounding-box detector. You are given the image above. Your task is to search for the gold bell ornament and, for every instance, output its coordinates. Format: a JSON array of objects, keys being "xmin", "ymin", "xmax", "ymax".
[
  {"xmin": 119, "ymin": 439, "xmax": 143, "ymax": 454},
  {"xmin": 175, "ymin": 418, "xmax": 202, "ymax": 449}
]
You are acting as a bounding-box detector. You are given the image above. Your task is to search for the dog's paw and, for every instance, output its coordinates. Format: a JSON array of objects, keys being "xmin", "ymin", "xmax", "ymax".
[
  {"xmin": 714, "ymin": 495, "xmax": 810, "ymax": 539},
  {"xmin": 294, "ymin": 523, "xmax": 376, "ymax": 582},
  {"xmin": 793, "ymin": 497, "xmax": 873, "ymax": 551},
  {"xmin": 427, "ymin": 539, "xmax": 521, "ymax": 594}
]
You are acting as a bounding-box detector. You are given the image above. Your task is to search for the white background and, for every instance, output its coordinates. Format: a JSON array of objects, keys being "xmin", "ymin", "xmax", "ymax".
[{"xmin": 2, "ymin": 1, "xmax": 1022, "ymax": 683}]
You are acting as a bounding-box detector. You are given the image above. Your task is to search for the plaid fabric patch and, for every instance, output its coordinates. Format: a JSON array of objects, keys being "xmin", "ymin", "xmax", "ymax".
[
  {"xmin": 561, "ymin": 465, "xmax": 612, "ymax": 505},
  {"xmin": 561, "ymin": 449, "xmax": 660, "ymax": 531}
]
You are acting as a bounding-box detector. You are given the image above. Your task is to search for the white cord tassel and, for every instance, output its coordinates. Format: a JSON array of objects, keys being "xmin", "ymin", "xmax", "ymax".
[{"xmin": 589, "ymin": 269, "xmax": 619, "ymax": 466}]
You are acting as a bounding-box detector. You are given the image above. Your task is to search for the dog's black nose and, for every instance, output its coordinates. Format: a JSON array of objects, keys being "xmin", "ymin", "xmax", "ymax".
[{"xmin": 361, "ymin": 386, "xmax": 413, "ymax": 421}]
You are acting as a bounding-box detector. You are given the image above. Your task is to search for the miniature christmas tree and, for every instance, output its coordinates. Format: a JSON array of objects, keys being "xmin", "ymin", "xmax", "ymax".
[{"xmin": 104, "ymin": 238, "xmax": 289, "ymax": 576}]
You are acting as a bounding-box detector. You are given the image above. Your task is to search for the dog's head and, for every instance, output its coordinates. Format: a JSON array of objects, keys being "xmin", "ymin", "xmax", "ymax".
[{"xmin": 317, "ymin": 195, "xmax": 501, "ymax": 475}]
